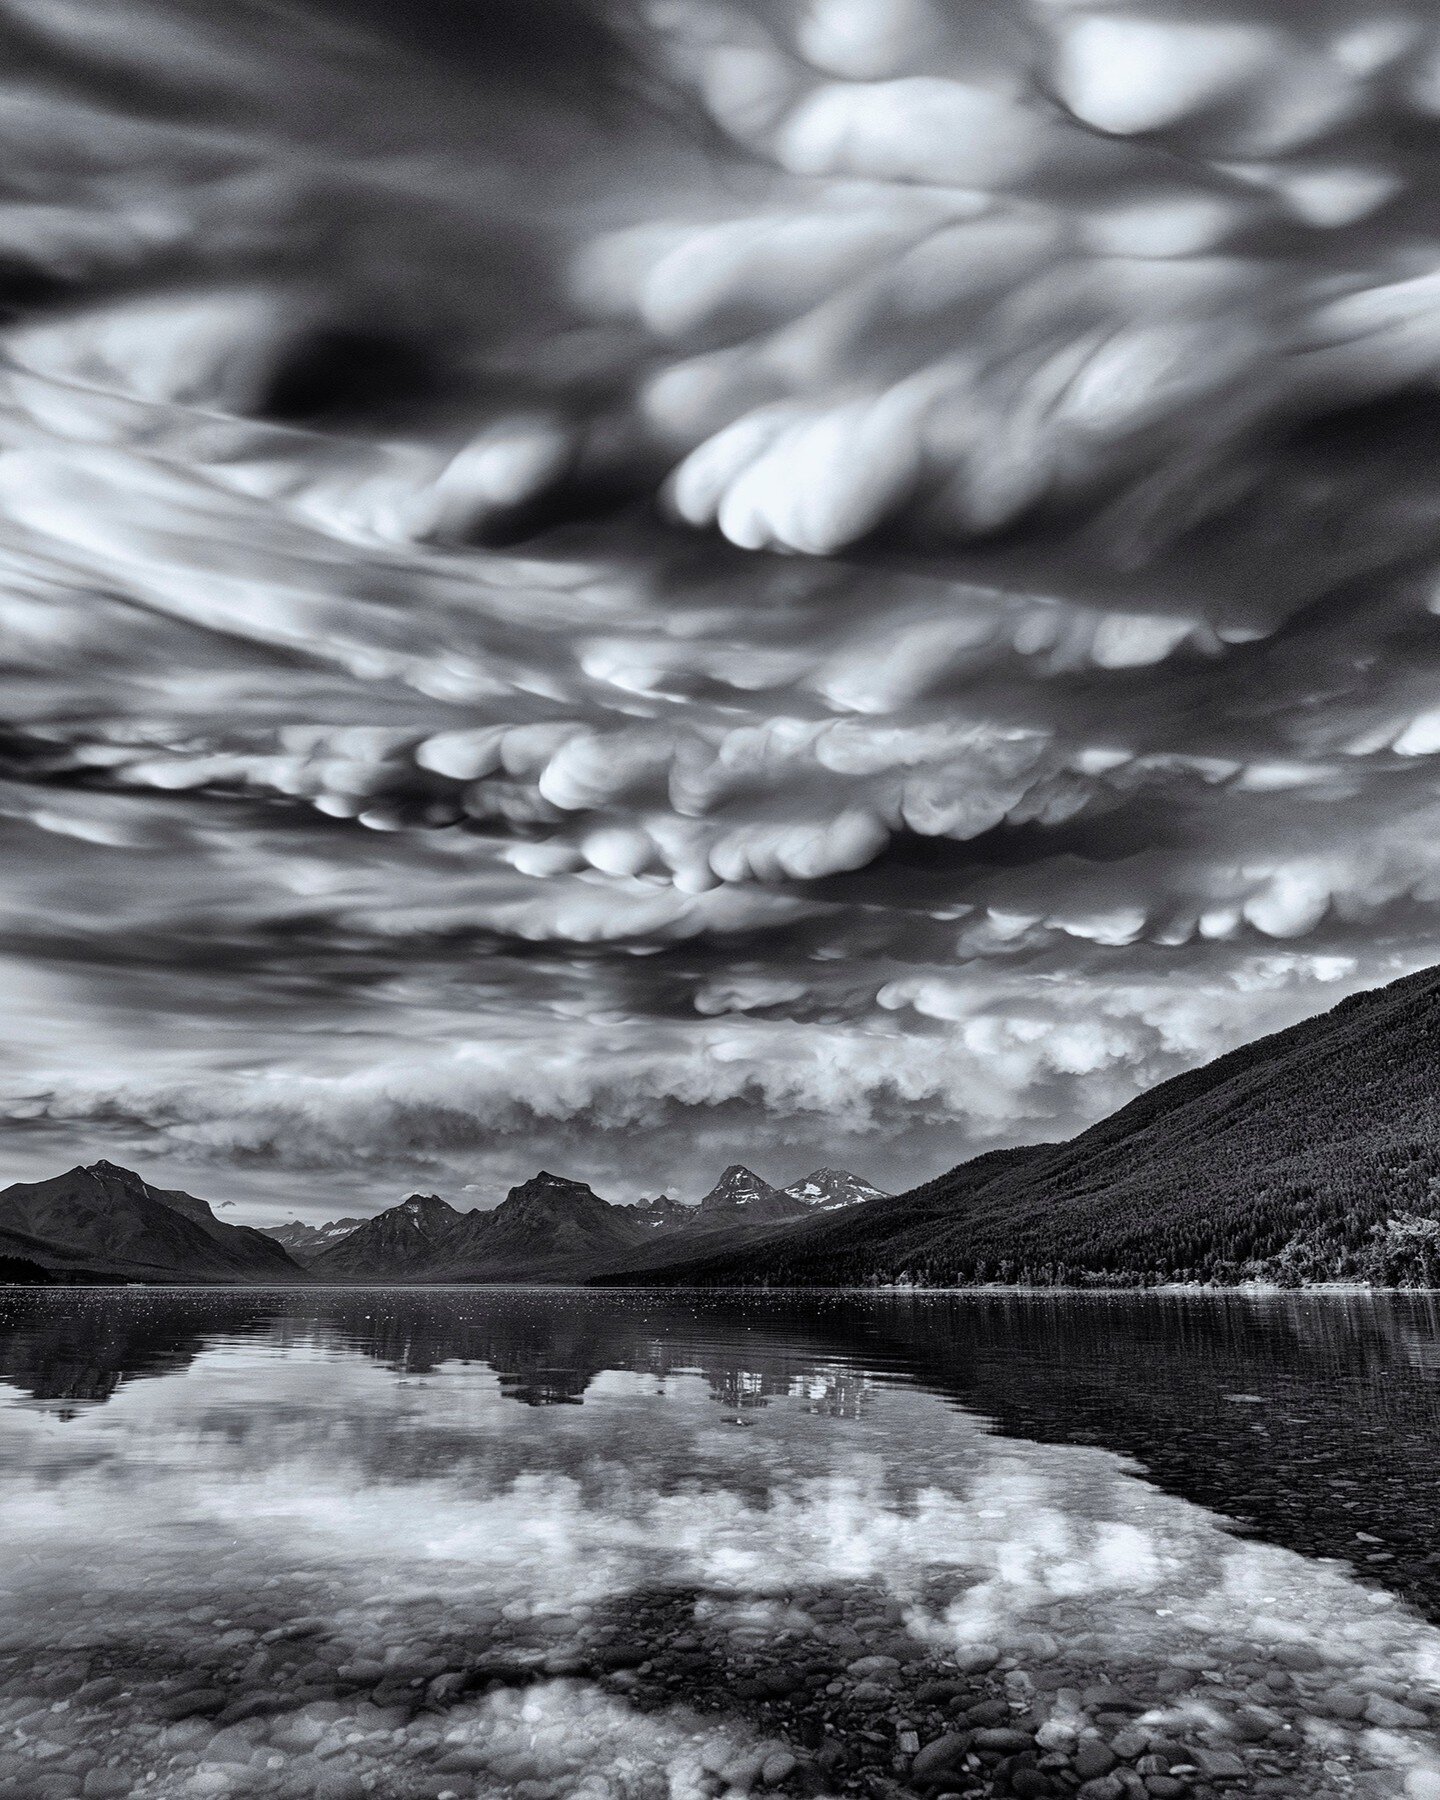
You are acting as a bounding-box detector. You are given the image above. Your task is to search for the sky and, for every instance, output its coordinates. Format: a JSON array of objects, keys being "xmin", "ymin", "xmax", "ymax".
[{"xmin": 3, "ymin": 0, "xmax": 1440, "ymax": 1224}]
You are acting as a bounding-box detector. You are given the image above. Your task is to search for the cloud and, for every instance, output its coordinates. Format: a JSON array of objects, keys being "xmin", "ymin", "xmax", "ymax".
[{"xmin": 3, "ymin": 0, "xmax": 1440, "ymax": 1212}]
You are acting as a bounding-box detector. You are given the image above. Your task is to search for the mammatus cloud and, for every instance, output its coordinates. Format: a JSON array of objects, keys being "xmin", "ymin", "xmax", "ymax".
[{"xmin": 3, "ymin": 0, "xmax": 1440, "ymax": 1211}]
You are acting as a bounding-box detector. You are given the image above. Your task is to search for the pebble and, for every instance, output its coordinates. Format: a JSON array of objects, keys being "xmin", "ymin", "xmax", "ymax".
[
  {"xmin": 312, "ymin": 1774, "xmax": 367, "ymax": 1800},
  {"xmin": 972, "ymin": 1726, "xmax": 1032, "ymax": 1753},
  {"xmin": 80, "ymin": 1777, "xmax": 131, "ymax": 1800},
  {"xmin": 1189, "ymin": 1747, "xmax": 1248, "ymax": 1779},
  {"xmin": 1365, "ymin": 1693, "xmax": 1429, "ymax": 1728},
  {"xmin": 847, "ymin": 1656, "xmax": 900, "ymax": 1679},
  {"xmin": 1074, "ymin": 1742, "xmax": 1119, "ymax": 1779},
  {"xmin": 911, "ymin": 1732, "xmax": 972, "ymax": 1782},
  {"xmin": 849, "ymin": 1680, "xmax": 890, "ymax": 1703}
]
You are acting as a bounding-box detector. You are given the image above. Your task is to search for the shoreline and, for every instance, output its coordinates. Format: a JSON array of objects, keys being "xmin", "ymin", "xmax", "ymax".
[{"xmin": 6, "ymin": 1279, "xmax": 1440, "ymax": 1295}]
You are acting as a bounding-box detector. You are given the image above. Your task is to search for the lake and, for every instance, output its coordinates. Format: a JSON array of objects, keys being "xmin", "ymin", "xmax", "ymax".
[{"xmin": 2, "ymin": 1288, "xmax": 1440, "ymax": 1800}]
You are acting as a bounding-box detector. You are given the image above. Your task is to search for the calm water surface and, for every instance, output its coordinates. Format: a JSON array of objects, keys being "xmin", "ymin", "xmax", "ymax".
[{"xmin": 3, "ymin": 1289, "xmax": 1440, "ymax": 1800}]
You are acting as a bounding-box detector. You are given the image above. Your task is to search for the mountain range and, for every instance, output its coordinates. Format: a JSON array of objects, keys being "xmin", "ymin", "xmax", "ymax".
[
  {"xmin": 0, "ymin": 1160, "xmax": 885, "ymax": 1286},
  {"xmin": 14, "ymin": 963, "xmax": 1440, "ymax": 1289},
  {"xmin": 294, "ymin": 1165, "xmax": 885, "ymax": 1283}
]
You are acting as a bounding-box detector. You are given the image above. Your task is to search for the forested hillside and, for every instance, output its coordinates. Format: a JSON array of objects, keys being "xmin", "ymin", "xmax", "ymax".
[{"xmin": 606, "ymin": 965, "xmax": 1440, "ymax": 1289}]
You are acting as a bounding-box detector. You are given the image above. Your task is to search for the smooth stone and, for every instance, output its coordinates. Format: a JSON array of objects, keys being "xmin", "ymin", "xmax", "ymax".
[
  {"xmin": 1189, "ymin": 1748, "xmax": 1247, "ymax": 1779},
  {"xmin": 847, "ymin": 1657, "xmax": 900, "ymax": 1679},
  {"xmin": 312, "ymin": 1774, "xmax": 367, "ymax": 1800},
  {"xmin": 1405, "ymin": 1775, "xmax": 1440, "ymax": 1799},
  {"xmin": 74, "ymin": 1681, "xmax": 123, "ymax": 1707},
  {"xmin": 269, "ymin": 1720, "xmax": 326, "ymax": 1754},
  {"xmin": 965, "ymin": 1700, "xmax": 1010, "ymax": 1727},
  {"xmin": 1365, "ymin": 1694, "xmax": 1428, "ymax": 1728},
  {"xmin": 1082, "ymin": 1687, "xmax": 1139, "ymax": 1713},
  {"xmin": 156, "ymin": 1690, "xmax": 227, "ymax": 1721},
  {"xmin": 911, "ymin": 1734, "xmax": 972, "ymax": 1782},
  {"xmin": 917, "ymin": 1680, "xmax": 969, "ymax": 1704},
  {"xmin": 1074, "ymin": 1744, "xmax": 1119, "ymax": 1780},
  {"xmin": 1317, "ymin": 1686, "xmax": 1365, "ymax": 1720},
  {"xmin": 972, "ymin": 1727, "xmax": 1032, "ymax": 1754},
  {"xmin": 81, "ymin": 1781, "xmax": 134, "ymax": 1800},
  {"xmin": 719, "ymin": 1751, "xmax": 767, "ymax": 1794},
  {"xmin": 434, "ymin": 1750, "xmax": 489, "ymax": 1774},
  {"xmin": 1076, "ymin": 1779, "xmax": 1125, "ymax": 1800},
  {"xmin": 203, "ymin": 1729, "xmax": 259, "ymax": 1765},
  {"xmin": 1011, "ymin": 1774, "xmax": 1054, "ymax": 1798},
  {"xmin": 952, "ymin": 1646, "xmax": 1001, "ymax": 1675},
  {"xmin": 1228, "ymin": 1707, "xmax": 1279, "ymax": 1742}
]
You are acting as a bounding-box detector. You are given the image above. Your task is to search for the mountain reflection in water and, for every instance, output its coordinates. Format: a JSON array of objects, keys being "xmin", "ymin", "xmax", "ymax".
[{"xmin": 2, "ymin": 1289, "xmax": 1440, "ymax": 1800}]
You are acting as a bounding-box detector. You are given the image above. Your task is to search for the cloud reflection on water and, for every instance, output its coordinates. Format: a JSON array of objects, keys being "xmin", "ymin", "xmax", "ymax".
[{"xmin": 2, "ymin": 1297, "xmax": 1440, "ymax": 1797}]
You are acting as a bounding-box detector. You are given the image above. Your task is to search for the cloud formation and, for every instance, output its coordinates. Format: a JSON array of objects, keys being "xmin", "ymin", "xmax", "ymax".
[{"xmin": 3, "ymin": 0, "xmax": 1440, "ymax": 1212}]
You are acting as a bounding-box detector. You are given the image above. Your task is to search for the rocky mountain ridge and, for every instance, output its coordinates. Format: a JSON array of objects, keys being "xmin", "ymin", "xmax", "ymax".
[
  {"xmin": 255, "ymin": 1163, "xmax": 885, "ymax": 1278},
  {"xmin": 0, "ymin": 1159, "xmax": 886, "ymax": 1285}
]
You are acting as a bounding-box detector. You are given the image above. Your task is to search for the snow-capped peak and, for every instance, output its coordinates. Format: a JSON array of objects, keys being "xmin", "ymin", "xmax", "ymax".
[{"xmin": 780, "ymin": 1168, "xmax": 887, "ymax": 1210}]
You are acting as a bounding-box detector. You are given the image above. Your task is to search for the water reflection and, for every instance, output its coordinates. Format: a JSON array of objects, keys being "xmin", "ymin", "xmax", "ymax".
[{"xmin": 1, "ymin": 1290, "xmax": 1440, "ymax": 1800}]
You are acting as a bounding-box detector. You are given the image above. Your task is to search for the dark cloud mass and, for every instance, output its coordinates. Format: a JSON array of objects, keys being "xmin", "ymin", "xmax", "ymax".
[{"xmin": 3, "ymin": 0, "xmax": 1440, "ymax": 1219}]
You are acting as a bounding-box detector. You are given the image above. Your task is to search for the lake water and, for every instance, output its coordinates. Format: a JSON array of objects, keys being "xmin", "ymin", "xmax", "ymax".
[{"xmin": 3, "ymin": 1289, "xmax": 1440, "ymax": 1800}]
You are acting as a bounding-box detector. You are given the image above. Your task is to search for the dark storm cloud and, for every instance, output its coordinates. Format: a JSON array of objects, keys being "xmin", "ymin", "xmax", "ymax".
[{"xmin": 3, "ymin": 0, "xmax": 1440, "ymax": 1211}]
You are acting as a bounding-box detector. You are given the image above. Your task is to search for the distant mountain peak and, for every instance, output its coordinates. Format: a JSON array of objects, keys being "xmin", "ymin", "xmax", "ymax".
[
  {"xmin": 696, "ymin": 1164, "xmax": 809, "ymax": 1224},
  {"xmin": 781, "ymin": 1168, "xmax": 888, "ymax": 1211},
  {"xmin": 699, "ymin": 1165, "xmax": 775, "ymax": 1208},
  {"xmin": 502, "ymin": 1172, "xmax": 604, "ymax": 1212}
]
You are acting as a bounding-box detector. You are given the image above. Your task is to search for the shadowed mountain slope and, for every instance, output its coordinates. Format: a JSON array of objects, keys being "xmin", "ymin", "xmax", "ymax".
[
  {"xmin": 307, "ymin": 1194, "xmax": 464, "ymax": 1280},
  {"xmin": 420, "ymin": 1173, "xmax": 653, "ymax": 1282},
  {"xmin": 602, "ymin": 965, "xmax": 1440, "ymax": 1289},
  {"xmin": 0, "ymin": 1162, "xmax": 305, "ymax": 1284}
]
